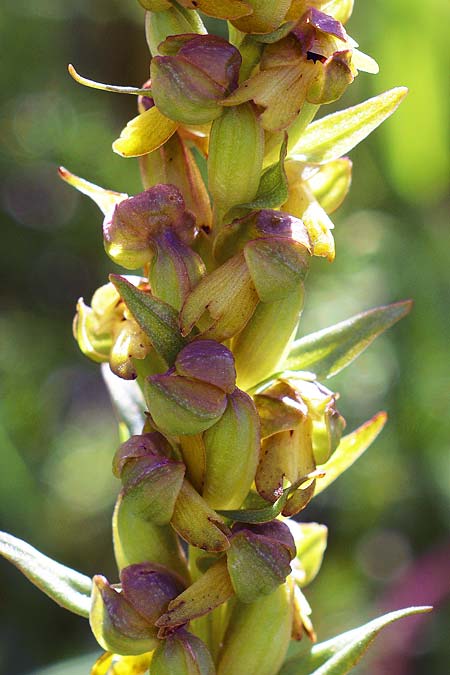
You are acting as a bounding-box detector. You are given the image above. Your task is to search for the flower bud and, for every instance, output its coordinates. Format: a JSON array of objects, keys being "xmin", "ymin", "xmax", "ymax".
[
  {"xmin": 283, "ymin": 162, "xmax": 336, "ymax": 261},
  {"xmin": 113, "ymin": 433, "xmax": 186, "ymax": 525},
  {"xmin": 150, "ymin": 629, "xmax": 215, "ymax": 675},
  {"xmin": 214, "ymin": 209, "xmax": 311, "ymax": 265},
  {"xmin": 286, "ymin": 0, "xmax": 354, "ymax": 25},
  {"xmin": 230, "ymin": 0, "xmax": 291, "ymax": 34},
  {"xmin": 306, "ymin": 50, "xmax": 353, "ymax": 105},
  {"xmin": 177, "ymin": 0, "xmax": 252, "ymax": 21},
  {"xmin": 145, "ymin": 5, "xmax": 206, "ymax": 57},
  {"xmin": 144, "ymin": 341, "xmax": 237, "ymax": 437},
  {"xmin": 255, "ymin": 381, "xmax": 307, "ymax": 438},
  {"xmin": 74, "ymin": 279, "xmax": 165, "ymax": 380},
  {"xmin": 73, "ymin": 283, "xmax": 123, "ymax": 364},
  {"xmin": 145, "ymin": 374, "xmax": 227, "ymax": 436},
  {"xmin": 151, "ymin": 35, "xmax": 242, "ymax": 125},
  {"xmin": 254, "ymin": 378, "xmax": 345, "ymax": 513},
  {"xmin": 223, "ymin": 8, "xmax": 368, "ymax": 132},
  {"xmin": 207, "ymin": 103, "xmax": 264, "ymax": 223},
  {"xmin": 217, "ymin": 583, "xmax": 293, "ymax": 675},
  {"xmin": 90, "ymin": 575, "xmax": 157, "ymax": 655},
  {"xmin": 244, "ymin": 236, "xmax": 309, "ymax": 303},
  {"xmin": 226, "ymin": 521, "xmax": 295, "ymax": 603},
  {"xmin": 255, "ymin": 383, "xmax": 317, "ymax": 516},
  {"xmin": 90, "ymin": 562, "xmax": 185, "ymax": 655},
  {"xmin": 175, "ymin": 340, "xmax": 237, "ymax": 392},
  {"xmin": 149, "ymin": 229, "xmax": 206, "ymax": 310},
  {"xmin": 287, "ymin": 377, "xmax": 345, "ymax": 464},
  {"xmin": 139, "ymin": 132, "xmax": 212, "ymax": 234},
  {"xmin": 303, "ymin": 157, "xmax": 352, "ymax": 213},
  {"xmin": 202, "ymin": 389, "xmax": 260, "ymax": 509},
  {"xmin": 105, "ymin": 184, "xmax": 196, "ymax": 270}
]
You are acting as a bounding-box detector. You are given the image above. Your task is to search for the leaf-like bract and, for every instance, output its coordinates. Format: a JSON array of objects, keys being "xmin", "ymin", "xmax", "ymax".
[
  {"xmin": 290, "ymin": 87, "xmax": 407, "ymax": 164},
  {"xmin": 284, "ymin": 300, "xmax": 412, "ymax": 379},
  {"xmin": 0, "ymin": 531, "xmax": 91, "ymax": 618},
  {"xmin": 279, "ymin": 606, "xmax": 432, "ymax": 674}
]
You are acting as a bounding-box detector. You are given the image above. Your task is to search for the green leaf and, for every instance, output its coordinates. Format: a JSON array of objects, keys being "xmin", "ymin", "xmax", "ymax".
[
  {"xmin": 110, "ymin": 275, "xmax": 187, "ymax": 366},
  {"xmin": 218, "ymin": 470, "xmax": 324, "ymax": 523},
  {"xmin": 279, "ymin": 606, "xmax": 432, "ymax": 675},
  {"xmin": 101, "ymin": 364, "xmax": 146, "ymax": 439},
  {"xmin": 314, "ymin": 412, "xmax": 387, "ymax": 497},
  {"xmin": 0, "ymin": 531, "xmax": 91, "ymax": 618},
  {"xmin": 290, "ymin": 87, "xmax": 408, "ymax": 164},
  {"xmin": 283, "ymin": 300, "xmax": 412, "ymax": 379},
  {"xmin": 237, "ymin": 135, "xmax": 289, "ymax": 211}
]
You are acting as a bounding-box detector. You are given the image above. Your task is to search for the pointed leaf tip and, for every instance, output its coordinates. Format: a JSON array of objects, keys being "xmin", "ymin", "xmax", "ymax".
[
  {"xmin": 0, "ymin": 531, "xmax": 92, "ymax": 618},
  {"xmin": 314, "ymin": 411, "xmax": 387, "ymax": 496},
  {"xmin": 284, "ymin": 300, "xmax": 413, "ymax": 379},
  {"xmin": 290, "ymin": 87, "xmax": 408, "ymax": 164},
  {"xmin": 110, "ymin": 274, "xmax": 186, "ymax": 367},
  {"xmin": 280, "ymin": 605, "xmax": 431, "ymax": 675}
]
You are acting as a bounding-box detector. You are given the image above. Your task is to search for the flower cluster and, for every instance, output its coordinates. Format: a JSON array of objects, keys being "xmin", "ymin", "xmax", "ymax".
[{"xmin": 0, "ymin": 2, "xmax": 427, "ymax": 675}]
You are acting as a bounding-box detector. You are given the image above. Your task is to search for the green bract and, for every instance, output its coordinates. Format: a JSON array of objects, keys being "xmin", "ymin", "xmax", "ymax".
[{"xmin": 1, "ymin": 2, "xmax": 425, "ymax": 675}]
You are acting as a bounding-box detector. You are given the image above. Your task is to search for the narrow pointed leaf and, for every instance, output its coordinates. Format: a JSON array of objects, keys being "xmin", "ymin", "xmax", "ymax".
[
  {"xmin": 110, "ymin": 275, "xmax": 187, "ymax": 367},
  {"xmin": 314, "ymin": 412, "xmax": 387, "ymax": 496},
  {"xmin": 101, "ymin": 364, "xmax": 146, "ymax": 438},
  {"xmin": 0, "ymin": 531, "xmax": 91, "ymax": 618},
  {"xmin": 284, "ymin": 300, "xmax": 412, "ymax": 379},
  {"xmin": 279, "ymin": 606, "xmax": 432, "ymax": 675},
  {"xmin": 290, "ymin": 87, "xmax": 408, "ymax": 164}
]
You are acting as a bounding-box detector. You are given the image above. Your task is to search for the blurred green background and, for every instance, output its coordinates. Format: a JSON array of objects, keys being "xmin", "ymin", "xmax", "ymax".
[{"xmin": 0, "ymin": 1, "xmax": 448, "ymax": 673}]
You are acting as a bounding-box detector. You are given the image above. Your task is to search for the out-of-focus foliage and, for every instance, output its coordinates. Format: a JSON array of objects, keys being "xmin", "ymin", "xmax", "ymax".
[{"xmin": 0, "ymin": 1, "xmax": 448, "ymax": 674}]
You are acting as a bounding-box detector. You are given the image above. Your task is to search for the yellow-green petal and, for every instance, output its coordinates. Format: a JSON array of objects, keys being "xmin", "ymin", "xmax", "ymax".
[{"xmin": 113, "ymin": 106, "xmax": 178, "ymax": 158}]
